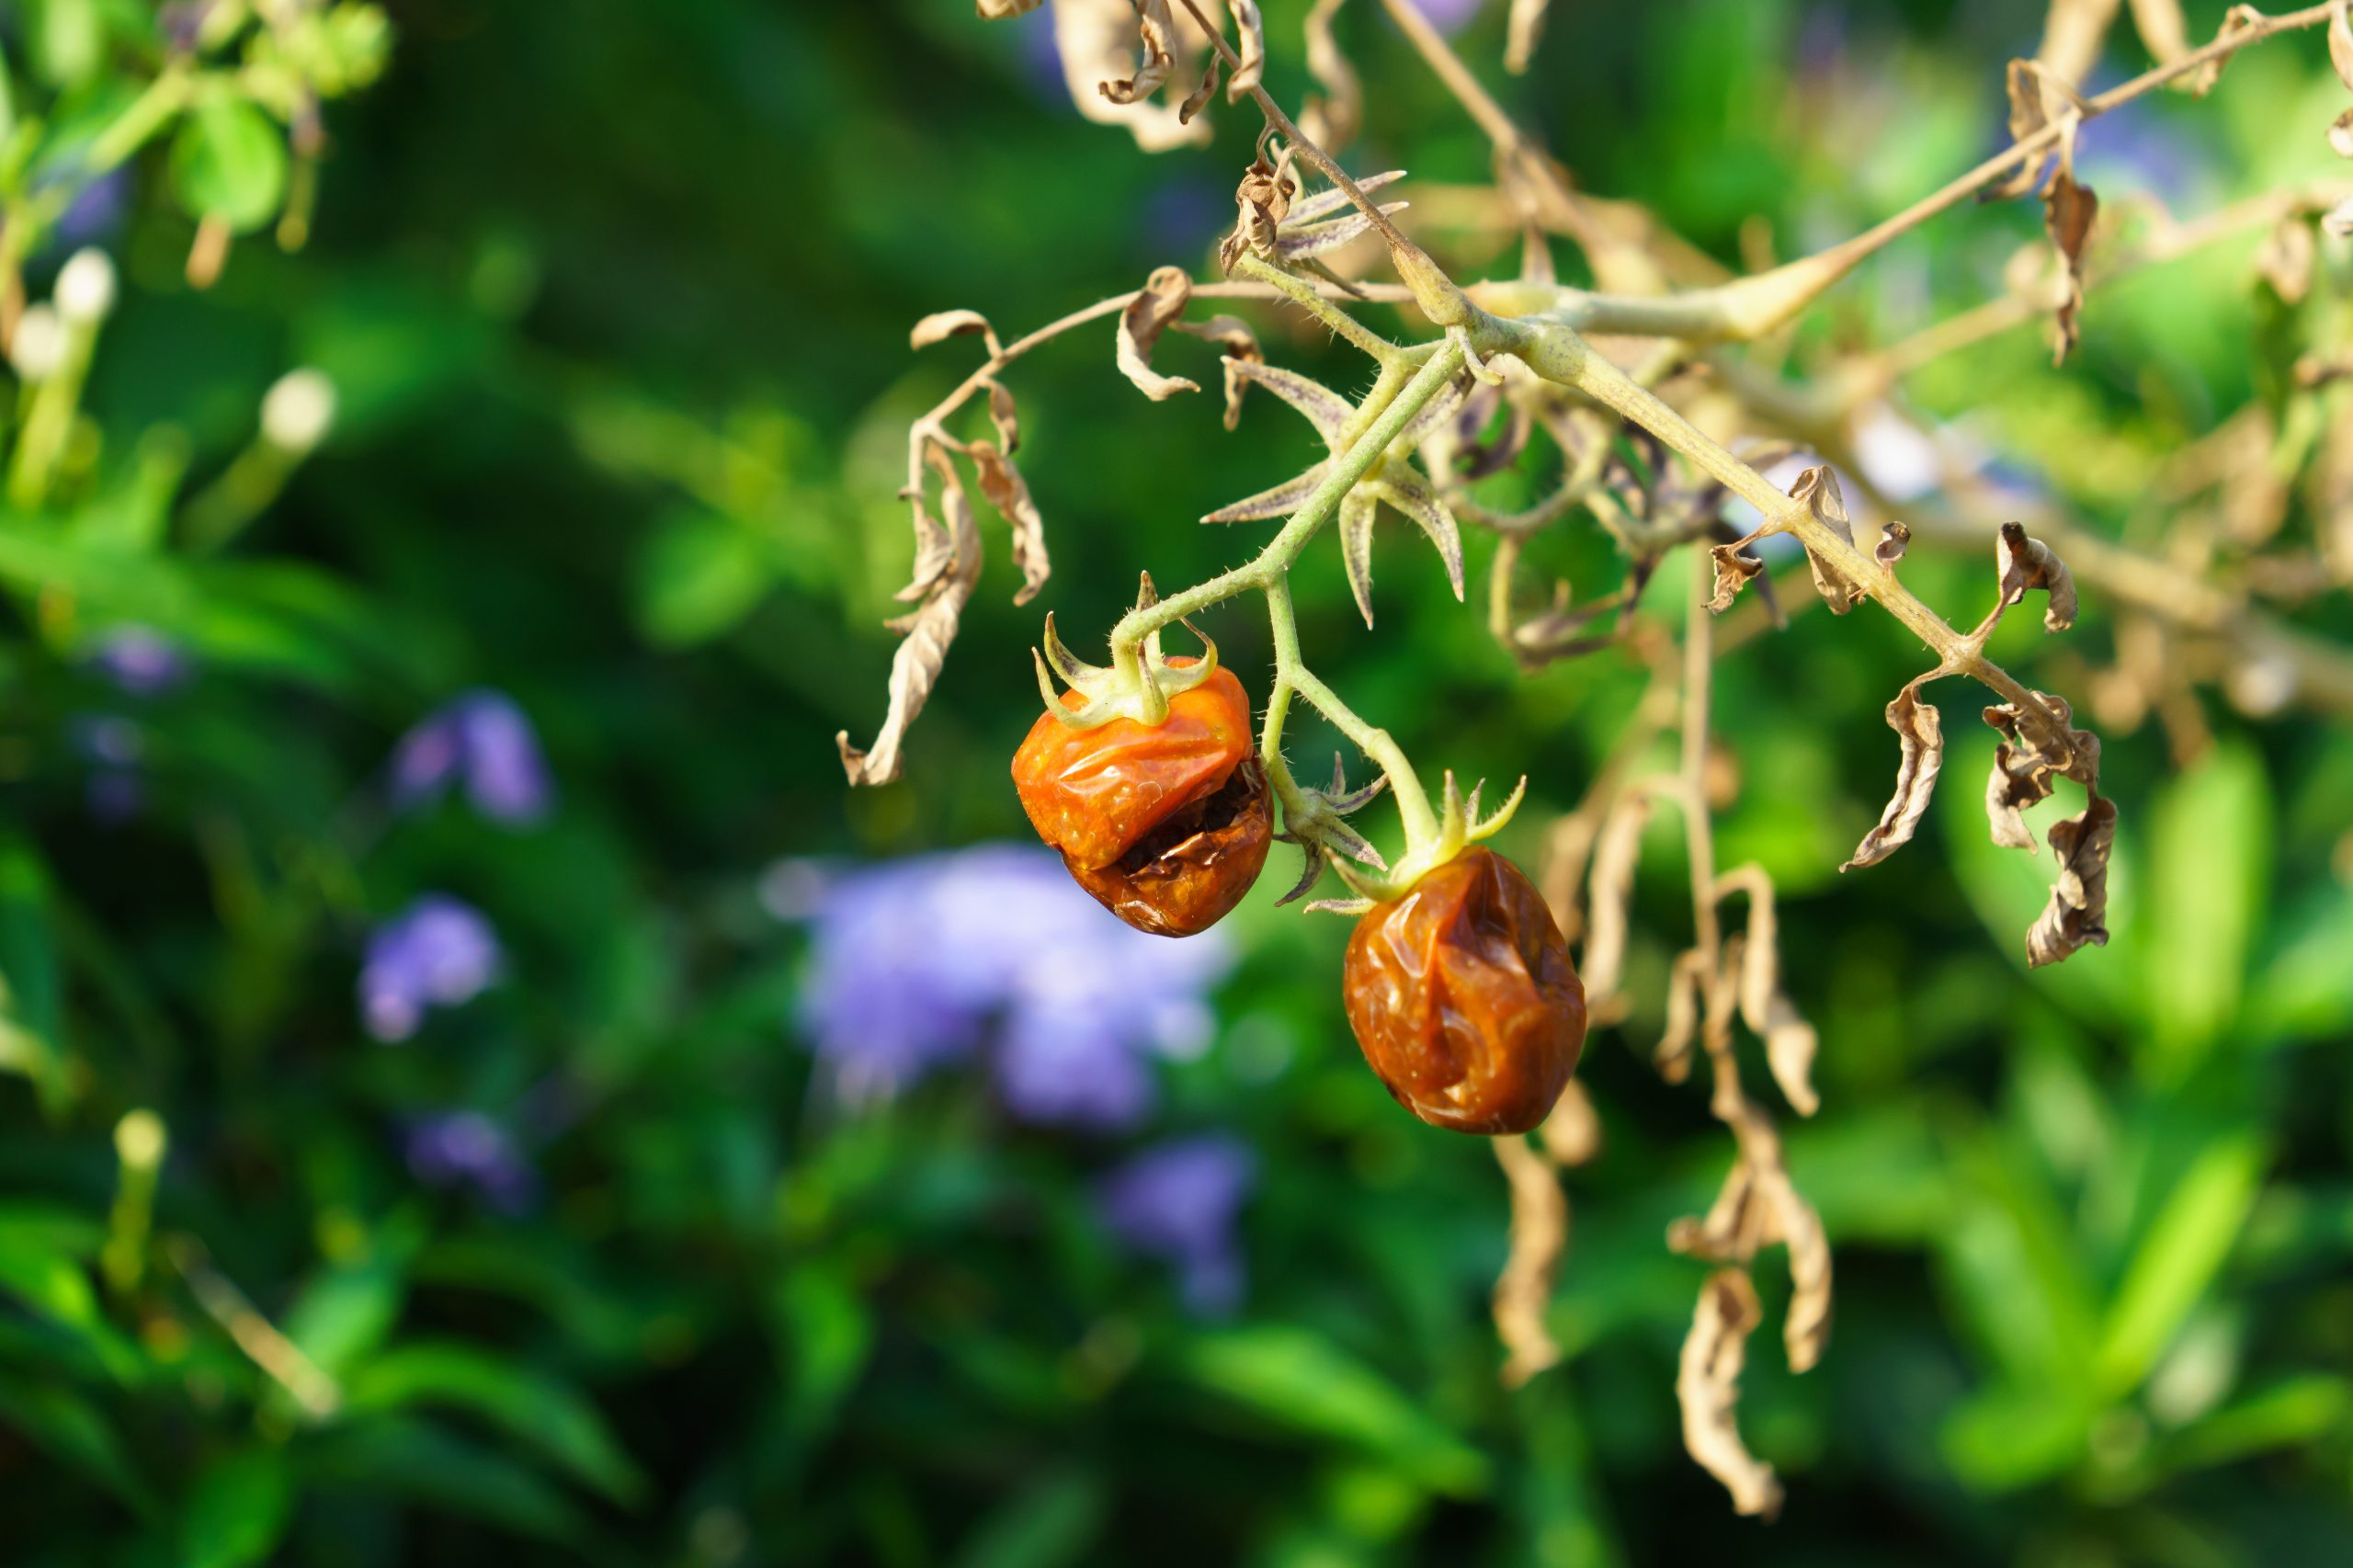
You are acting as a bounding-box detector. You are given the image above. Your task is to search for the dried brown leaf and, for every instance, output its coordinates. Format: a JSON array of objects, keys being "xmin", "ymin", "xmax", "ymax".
[
  {"xmin": 1222, "ymin": 0, "xmax": 1265, "ymax": 100},
  {"xmin": 1717, "ymin": 866, "xmax": 1820, "ymax": 1118},
  {"xmin": 1170, "ymin": 315, "xmax": 1261, "ymax": 429},
  {"xmin": 1843, "ymin": 676, "xmax": 1945, "ymax": 871},
  {"xmin": 910, "ymin": 308, "xmax": 1001, "ymax": 358},
  {"xmin": 1995, "ymin": 520, "xmax": 2079, "ymax": 631},
  {"xmin": 841, "ymin": 449, "xmax": 983, "ymax": 785},
  {"xmin": 964, "ymin": 442, "xmax": 1051, "ymax": 605},
  {"xmin": 1492, "ymin": 1135, "xmax": 1567, "ymax": 1387},
  {"xmin": 1789, "ymin": 466, "xmax": 1865, "ymax": 615},
  {"xmin": 1677, "ymin": 1269, "xmax": 1783, "ymax": 1519},
  {"xmin": 1505, "ymin": 0, "xmax": 1552, "ymax": 74},
  {"xmin": 1540, "ymin": 1079, "xmax": 1602, "ymax": 1166},
  {"xmin": 2333, "ymin": 108, "xmax": 2353, "ymax": 159},
  {"xmin": 1992, "ymin": 59, "xmax": 2058, "ymax": 200},
  {"xmin": 2125, "ymin": 0, "xmax": 2191, "ymax": 66},
  {"xmin": 1299, "ymin": 0, "xmax": 1360, "ymax": 154},
  {"xmin": 1984, "ymin": 690, "xmax": 2101, "ymax": 851},
  {"xmin": 2044, "ymin": 168, "xmax": 2099, "ymax": 365},
  {"xmin": 1706, "ymin": 535, "xmax": 1766, "ymax": 615},
  {"xmin": 1053, "ymin": 0, "xmax": 1211, "ymax": 151},
  {"xmin": 1581, "ymin": 790, "xmax": 1653, "ymax": 1006},
  {"xmin": 975, "ymin": 0, "xmax": 1045, "ymax": 17},
  {"xmin": 2335, "ymin": 0, "xmax": 2353, "ymax": 93},
  {"xmin": 1100, "ymin": 0, "xmax": 1179, "ymax": 103},
  {"xmin": 2027, "ymin": 793, "xmax": 2117, "ymax": 966},
  {"xmin": 981, "ymin": 377, "xmax": 1020, "ymax": 453},
  {"xmin": 2037, "ymin": 0, "xmax": 2120, "ymax": 91},
  {"xmin": 2183, "ymin": 6, "xmax": 2263, "ymax": 95},
  {"xmin": 1178, "ymin": 44, "xmax": 1221, "ymax": 122},
  {"xmin": 2256, "ymin": 218, "xmax": 2315, "ymax": 305},
  {"xmin": 1116, "ymin": 265, "xmax": 1201, "ymax": 402},
  {"xmin": 1875, "ymin": 520, "xmax": 1912, "ymax": 569},
  {"xmin": 1654, "ymin": 948, "xmax": 1707, "ymax": 1086}
]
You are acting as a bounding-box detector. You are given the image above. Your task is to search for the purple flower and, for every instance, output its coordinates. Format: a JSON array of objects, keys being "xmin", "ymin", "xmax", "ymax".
[
  {"xmin": 1416, "ymin": 0, "xmax": 1486, "ymax": 34},
  {"xmin": 360, "ymin": 894, "xmax": 502, "ymax": 1042},
  {"xmin": 85, "ymin": 626, "xmax": 192, "ymax": 696},
  {"xmin": 389, "ymin": 690, "xmax": 553, "ymax": 825},
  {"xmin": 70, "ymin": 714, "xmax": 145, "ymax": 824},
  {"xmin": 404, "ymin": 1110, "xmax": 537, "ymax": 1214},
  {"xmin": 1098, "ymin": 1134, "xmax": 1257, "ymax": 1316},
  {"xmin": 791, "ymin": 844, "xmax": 1231, "ymax": 1130},
  {"xmin": 51, "ymin": 170, "xmax": 128, "ymax": 251}
]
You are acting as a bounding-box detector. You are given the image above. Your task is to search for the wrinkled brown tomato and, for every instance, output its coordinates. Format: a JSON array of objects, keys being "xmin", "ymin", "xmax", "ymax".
[
  {"xmin": 1011, "ymin": 661, "xmax": 1270, "ymax": 936},
  {"xmin": 1063, "ymin": 756, "xmax": 1272, "ymax": 937},
  {"xmin": 1342, "ymin": 846, "xmax": 1586, "ymax": 1135}
]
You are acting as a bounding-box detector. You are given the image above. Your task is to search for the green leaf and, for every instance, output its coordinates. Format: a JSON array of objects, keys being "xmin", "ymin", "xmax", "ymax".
[
  {"xmin": 1938, "ymin": 1382, "xmax": 2095, "ymax": 1493},
  {"xmin": 343, "ymin": 1343, "xmax": 645, "ymax": 1504},
  {"xmin": 952, "ymin": 1467, "xmax": 1107, "ymax": 1568},
  {"xmin": 771, "ymin": 1263, "xmax": 875, "ymax": 1449},
  {"xmin": 0, "ymin": 837, "xmax": 68, "ymax": 1118},
  {"xmin": 283, "ymin": 1253, "xmax": 408, "ymax": 1381},
  {"xmin": 308, "ymin": 1415, "xmax": 589, "ymax": 1546},
  {"xmin": 2154, "ymin": 1375, "xmax": 2349, "ymax": 1476},
  {"xmin": 2096, "ymin": 1132, "xmax": 2266, "ymax": 1397},
  {"xmin": 2142, "ymin": 743, "xmax": 2270, "ymax": 1075},
  {"xmin": 1175, "ymin": 1325, "xmax": 1491, "ymax": 1498},
  {"xmin": 169, "ymin": 100, "xmax": 289, "ymax": 232},
  {"xmin": 181, "ymin": 1448, "xmax": 295, "ymax": 1568},
  {"xmin": 633, "ymin": 507, "xmax": 773, "ymax": 648},
  {"xmin": 0, "ymin": 1370, "xmax": 152, "ymax": 1509}
]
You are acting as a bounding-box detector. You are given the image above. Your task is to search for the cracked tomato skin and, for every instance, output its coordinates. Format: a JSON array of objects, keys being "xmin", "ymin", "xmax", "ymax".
[
  {"xmin": 1011, "ymin": 660, "xmax": 1254, "ymax": 871},
  {"xmin": 1063, "ymin": 756, "xmax": 1272, "ymax": 937},
  {"xmin": 1342, "ymin": 846, "xmax": 1586, "ymax": 1135}
]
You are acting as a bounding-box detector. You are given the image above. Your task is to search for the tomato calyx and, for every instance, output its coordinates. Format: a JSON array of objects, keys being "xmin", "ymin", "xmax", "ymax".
[
  {"xmin": 1272, "ymin": 752, "xmax": 1390, "ymax": 906},
  {"xmin": 1031, "ymin": 573, "xmax": 1220, "ymax": 731},
  {"xmin": 1313, "ymin": 767, "xmax": 1528, "ymax": 912}
]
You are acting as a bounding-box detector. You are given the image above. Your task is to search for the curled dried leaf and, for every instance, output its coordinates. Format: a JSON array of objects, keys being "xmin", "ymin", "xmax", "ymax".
[
  {"xmin": 1875, "ymin": 520, "xmax": 1912, "ymax": 570},
  {"xmin": 1053, "ymin": 0, "xmax": 1211, "ymax": 151},
  {"xmin": 1677, "ymin": 1269, "xmax": 1782, "ymax": 1520},
  {"xmin": 1843, "ymin": 676, "xmax": 1945, "ymax": 871},
  {"xmin": 1492, "ymin": 1134, "xmax": 1568, "ymax": 1387},
  {"xmin": 1171, "ymin": 316, "xmax": 1262, "ymax": 428},
  {"xmin": 1117, "ymin": 266, "xmax": 1201, "ymax": 402},
  {"xmin": 2332, "ymin": 108, "xmax": 2353, "ymax": 159},
  {"xmin": 2126, "ymin": 0, "xmax": 2191, "ymax": 67},
  {"xmin": 2183, "ymin": 5, "xmax": 2264, "ymax": 95},
  {"xmin": 910, "ymin": 308, "xmax": 1002, "ymax": 358},
  {"xmin": 975, "ymin": 0, "xmax": 1045, "ymax": 16},
  {"xmin": 1991, "ymin": 59, "xmax": 2058, "ymax": 199},
  {"xmin": 1222, "ymin": 0, "xmax": 1266, "ymax": 100},
  {"xmin": 964, "ymin": 442, "xmax": 1051, "ymax": 605},
  {"xmin": 1541, "ymin": 1078, "xmax": 1602, "ymax": 1166},
  {"xmin": 2027, "ymin": 793, "xmax": 2117, "ymax": 966},
  {"xmin": 2335, "ymin": 0, "xmax": 2353, "ymax": 93},
  {"xmin": 1995, "ymin": 521, "xmax": 2079, "ymax": 631},
  {"xmin": 1100, "ymin": 0, "xmax": 1179, "ymax": 104},
  {"xmin": 980, "ymin": 378, "xmax": 1020, "ymax": 453},
  {"xmin": 1706, "ymin": 535, "xmax": 1765, "ymax": 615},
  {"xmin": 2256, "ymin": 218, "xmax": 2317, "ymax": 305},
  {"xmin": 1580, "ymin": 789, "xmax": 1652, "ymax": 1007},
  {"xmin": 2044, "ymin": 168, "xmax": 2099, "ymax": 365},
  {"xmin": 1789, "ymin": 466, "xmax": 1865, "ymax": 615},
  {"xmin": 840, "ymin": 449, "xmax": 983, "ymax": 786},
  {"xmin": 1505, "ymin": 0, "xmax": 1553, "ymax": 74},
  {"xmin": 1654, "ymin": 948, "xmax": 1707, "ymax": 1085},
  {"xmin": 1300, "ymin": 0, "xmax": 1360, "ymax": 154},
  {"xmin": 1717, "ymin": 866, "xmax": 1820, "ymax": 1118},
  {"xmin": 1984, "ymin": 691, "xmax": 2102, "ymax": 852}
]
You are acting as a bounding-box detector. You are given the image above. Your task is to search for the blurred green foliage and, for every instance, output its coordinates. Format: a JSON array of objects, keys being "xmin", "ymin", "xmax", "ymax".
[{"xmin": 0, "ymin": 1, "xmax": 2349, "ymax": 1564}]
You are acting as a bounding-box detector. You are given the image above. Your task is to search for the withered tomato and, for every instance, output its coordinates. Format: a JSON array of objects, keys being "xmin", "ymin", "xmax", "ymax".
[
  {"xmin": 1012, "ymin": 659, "xmax": 1268, "ymax": 936},
  {"xmin": 1342, "ymin": 846, "xmax": 1585, "ymax": 1134}
]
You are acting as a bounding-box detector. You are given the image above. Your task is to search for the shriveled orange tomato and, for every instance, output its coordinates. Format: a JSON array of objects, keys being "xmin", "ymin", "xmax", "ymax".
[
  {"xmin": 1342, "ymin": 846, "xmax": 1585, "ymax": 1134},
  {"xmin": 1013, "ymin": 659, "xmax": 1254, "ymax": 870}
]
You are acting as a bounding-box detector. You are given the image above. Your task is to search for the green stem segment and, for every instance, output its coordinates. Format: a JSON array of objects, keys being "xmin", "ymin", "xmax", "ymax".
[{"xmin": 1107, "ymin": 336, "xmax": 1468, "ymax": 857}]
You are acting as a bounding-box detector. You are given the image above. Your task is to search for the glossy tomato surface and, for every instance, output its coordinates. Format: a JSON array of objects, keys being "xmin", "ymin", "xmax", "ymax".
[
  {"xmin": 1063, "ymin": 756, "xmax": 1273, "ymax": 937},
  {"xmin": 1342, "ymin": 846, "xmax": 1586, "ymax": 1135},
  {"xmin": 1011, "ymin": 661, "xmax": 1253, "ymax": 871}
]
